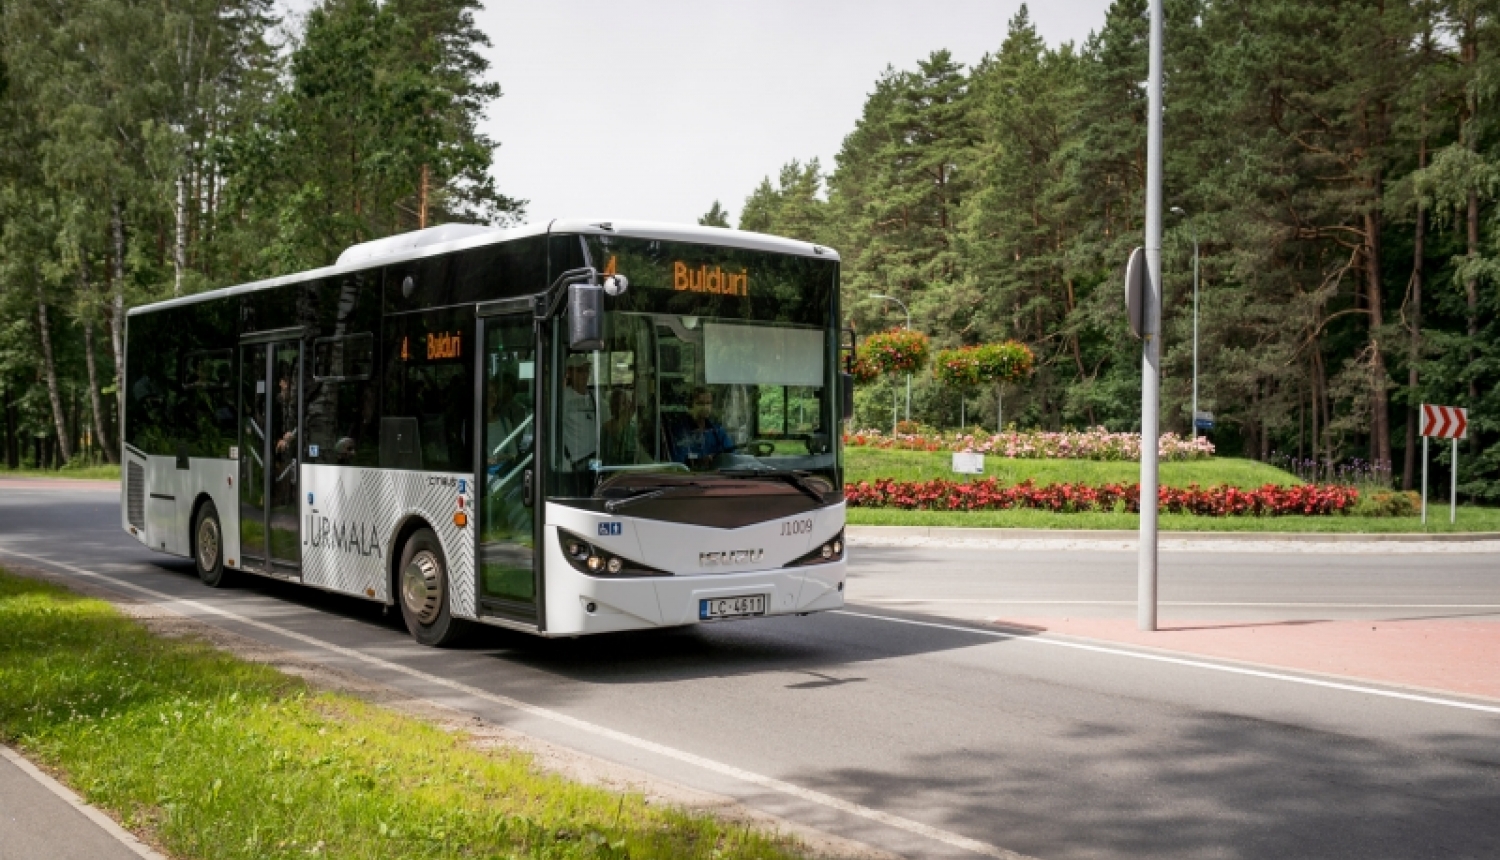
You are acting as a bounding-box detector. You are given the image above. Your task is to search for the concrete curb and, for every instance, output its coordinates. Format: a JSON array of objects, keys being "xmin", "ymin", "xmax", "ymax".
[
  {"xmin": 0, "ymin": 745, "xmax": 167, "ymax": 860},
  {"xmin": 846, "ymin": 525, "xmax": 1500, "ymax": 543}
]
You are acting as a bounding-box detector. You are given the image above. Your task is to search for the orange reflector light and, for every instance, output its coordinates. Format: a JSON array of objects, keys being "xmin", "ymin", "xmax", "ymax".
[{"xmin": 453, "ymin": 511, "xmax": 468, "ymax": 528}]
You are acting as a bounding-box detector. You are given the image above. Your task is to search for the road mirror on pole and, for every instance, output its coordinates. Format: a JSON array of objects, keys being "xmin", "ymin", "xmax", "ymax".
[
  {"xmin": 1125, "ymin": 246, "xmax": 1149, "ymax": 340},
  {"xmin": 1420, "ymin": 404, "xmax": 1468, "ymax": 526}
]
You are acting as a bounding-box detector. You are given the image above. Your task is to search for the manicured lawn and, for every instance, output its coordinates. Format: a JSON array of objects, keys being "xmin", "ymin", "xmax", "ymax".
[
  {"xmin": 847, "ymin": 505, "xmax": 1500, "ymax": 533},
  {"xmin": 0, "ymin": 569, "xmax": 809, "ymax": 860},
  {"xmin": 0, "ymin": 464, "xmax": 121, "ymax": 480},
  {"xmin": 845, "ymin": 448, "xmax": 1299, "ymax": 488}
]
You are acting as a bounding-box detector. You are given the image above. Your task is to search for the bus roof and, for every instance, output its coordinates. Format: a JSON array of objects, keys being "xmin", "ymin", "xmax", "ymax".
[{"xmin": 129, "ymin": 219, "xmax": 839, "ymax": 316}]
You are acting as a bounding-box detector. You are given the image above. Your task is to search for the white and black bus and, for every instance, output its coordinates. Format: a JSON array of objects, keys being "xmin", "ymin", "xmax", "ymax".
[{"xmin": 121, "ymin": 221, "xmax": 851, "ymax": 643}]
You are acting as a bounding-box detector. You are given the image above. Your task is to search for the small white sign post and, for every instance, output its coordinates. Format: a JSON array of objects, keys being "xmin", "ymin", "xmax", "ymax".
[
  {"xmin": 1419, "ymin": 404, "xmax": 1468, "ymax": 525},
  {"xmin": 952, "ymin": 452, "xmax": 985, "ymax": 476}
]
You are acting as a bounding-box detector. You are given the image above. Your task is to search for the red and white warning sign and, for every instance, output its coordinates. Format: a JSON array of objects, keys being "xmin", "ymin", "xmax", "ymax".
[{"xmin": 1420, "ymin": 404, "xmax": 1468, "ymax": 440}]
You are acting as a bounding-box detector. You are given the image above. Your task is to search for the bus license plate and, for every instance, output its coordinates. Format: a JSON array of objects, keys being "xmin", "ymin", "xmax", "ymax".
[{"xmin": 700, "ymin": 595, "xmax": 766, "ymax": 620}]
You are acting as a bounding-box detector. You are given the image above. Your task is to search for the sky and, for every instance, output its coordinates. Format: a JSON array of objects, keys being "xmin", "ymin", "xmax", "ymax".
[
  {"xmin": 474, "ymin": 1, "xmax": 1115, "ymax": 226},
  {"xmin": 280, "ymin": 1, "xmax": 1117, "ymax": 227}
]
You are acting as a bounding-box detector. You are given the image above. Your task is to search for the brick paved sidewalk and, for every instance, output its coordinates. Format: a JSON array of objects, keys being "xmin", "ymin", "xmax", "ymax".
[{"xmin": 992, "ymin": 615, "xmax": 1500, "ymax": 701}]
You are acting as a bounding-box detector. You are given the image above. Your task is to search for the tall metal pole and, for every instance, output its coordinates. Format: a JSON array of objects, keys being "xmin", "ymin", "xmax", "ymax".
[
  {"xmin": 1191, "ymin": 233, "xmax": 1199, "ymax": 439},
  {"xmin": 1451, "ymin": 438, "xmax": 1458, "ymax": 525},
  {"xmin": 1139, "ymin": 0, "xmax": 1165, "ymax": 632},
  {"xmin": 1421, "ymin": 434, "xmax": 1428, "ymax": 525},
  {"xmin": 869, "ymin": 294, "xmax": 912, "ymax": 427}
]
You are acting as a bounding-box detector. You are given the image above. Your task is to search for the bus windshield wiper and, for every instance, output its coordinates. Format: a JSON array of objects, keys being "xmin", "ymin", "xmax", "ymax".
[
  {"xmin": 602, "ymin": 482, "xmax": 701, "ymax": 513},
  {"xmin": 717, "ymin": 467, "xmax": 828, "ymax": 504}
]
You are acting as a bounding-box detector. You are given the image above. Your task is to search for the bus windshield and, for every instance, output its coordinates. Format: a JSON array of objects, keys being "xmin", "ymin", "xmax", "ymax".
[{"xmin": 544, "ymin": 236, "xmax": 839, "ymax": 502}]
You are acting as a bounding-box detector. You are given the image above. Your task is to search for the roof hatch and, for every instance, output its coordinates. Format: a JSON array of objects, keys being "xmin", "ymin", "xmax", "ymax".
[{"xmin": 335, "ymin": 223, "xmax": 497, "ymax": 267}]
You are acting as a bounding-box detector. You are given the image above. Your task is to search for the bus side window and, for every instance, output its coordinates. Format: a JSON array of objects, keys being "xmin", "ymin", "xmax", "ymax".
[
  {"xmin": 381, "ymin": 311, "xmax": 474, "ymax": 473},
  {"xmin": 305, "ymin": 333, "xmax": 376, "ymax": 467}
]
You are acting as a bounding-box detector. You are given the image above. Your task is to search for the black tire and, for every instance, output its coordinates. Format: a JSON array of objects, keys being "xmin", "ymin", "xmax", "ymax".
[
  {"xmin": 193, "ymin": 500, "xmax": 234, "ymax": 588},
  {"xmin": 397, "ymin": 527, "xmax": 467, "ymax": 647}
]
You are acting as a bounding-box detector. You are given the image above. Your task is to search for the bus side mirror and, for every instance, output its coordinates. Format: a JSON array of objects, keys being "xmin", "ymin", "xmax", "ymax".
[
  {"xmin": 841, "ymin": 372, "xmax": 855, "ymax": 422},
  {"xmin": 568, "ymin": 283, "xmax": 604, "ymax": 351}
]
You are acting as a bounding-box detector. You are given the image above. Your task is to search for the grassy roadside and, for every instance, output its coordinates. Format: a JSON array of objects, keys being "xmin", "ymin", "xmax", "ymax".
[
  {"xmin": 847, "ymin": 506, "xmax": 1500, "ymax": 533},
  {"xmin": 844, "ymin": 449, "xmax": 1297, "ymax": 488},
  {"xmin": 0, "ymin": 569, "xmax": 808, "ymax": 860},
  {"xmin": 0, "ymin": 464, "xmax": 121, "ymax": 480}
]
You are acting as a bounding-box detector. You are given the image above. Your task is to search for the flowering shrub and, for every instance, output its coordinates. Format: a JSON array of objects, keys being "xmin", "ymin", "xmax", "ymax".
[
  {"xmin": 844, "ymin": 427, "xmax": 1216, "ymax": 461},
  {"xmin": 933, "ymin": 341, "xmax": 1035, "ymax": 387},
  {"xmin": 858, "ymin": 328, "xmax": 930, "ymax": 375},
  {"xmin": 845, "ymin": 478, "xmax": 1360, "ymax": 516}
]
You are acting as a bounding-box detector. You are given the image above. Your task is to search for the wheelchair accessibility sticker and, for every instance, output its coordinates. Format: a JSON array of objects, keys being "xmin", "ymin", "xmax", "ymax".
[{"xmin": 598, "ymin": 522, "xmax": 623, "ymax": 537}]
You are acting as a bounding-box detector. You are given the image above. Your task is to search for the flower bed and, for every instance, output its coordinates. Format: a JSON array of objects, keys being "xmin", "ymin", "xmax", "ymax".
[
  {"xmin": 844, "ymin": 427, "xmax": 1215, "ymax": 461},
  {"xmin": 845, "ymin": 478, "xmax": 1359, "ymax": 516}
]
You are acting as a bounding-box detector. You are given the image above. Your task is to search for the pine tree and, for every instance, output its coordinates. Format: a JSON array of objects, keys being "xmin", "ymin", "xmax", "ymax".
[{"xmin": 698, "ymin": 200, "xmax": 731, "ymax": 227}]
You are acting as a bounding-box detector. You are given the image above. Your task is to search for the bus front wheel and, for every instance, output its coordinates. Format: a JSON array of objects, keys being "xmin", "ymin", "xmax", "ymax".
[
  {"xmin": 398, "ymin": 528, "xmax": 467, "ymax": 647},
  {"xmin": 194, "ymin": 500, "xmax": 234, "ymax": 588}
]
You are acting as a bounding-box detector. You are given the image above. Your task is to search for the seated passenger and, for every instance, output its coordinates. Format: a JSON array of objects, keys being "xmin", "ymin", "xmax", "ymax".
[{"xmin": 667, "ymin": 387, "xmax": 735, "ymax": 464}]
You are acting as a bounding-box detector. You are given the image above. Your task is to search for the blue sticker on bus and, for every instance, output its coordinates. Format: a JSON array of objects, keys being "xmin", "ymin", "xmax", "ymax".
[
  {"xmin": 598, "ymin": 522, "xmax": 622, "ymax": 536},
  {"xmin": 307, "ymin": 492, "xmax": 314, "ymax": 505},
  {"xmin": 458, "ymin": 479, "xmax": 467, "ymax": 494}
]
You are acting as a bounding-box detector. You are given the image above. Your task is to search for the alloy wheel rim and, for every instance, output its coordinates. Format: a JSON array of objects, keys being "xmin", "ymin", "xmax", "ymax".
[
  {"xmin": 198, "ymin": 518, "xmax": 219, "ymax": 571},
  {"xmin": 402, "ymin": 550, "xmax": 442, "ymax": 624}
]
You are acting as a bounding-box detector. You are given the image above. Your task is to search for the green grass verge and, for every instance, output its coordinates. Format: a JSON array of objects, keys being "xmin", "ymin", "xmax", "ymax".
[
  {"xmin": 0, "ymin": 569, "xmax": 808, "ymax": 860},
  {"xmin": 844, "ymin": 448, "xmax": 1298, "ymax": 488},
  {"xmin": 0, "ymin": 463, "xmax": 121, "ymax": 480},
  {"xmin": 847, "ymin": 505, "xmax": 1500, "ymax": 533}
]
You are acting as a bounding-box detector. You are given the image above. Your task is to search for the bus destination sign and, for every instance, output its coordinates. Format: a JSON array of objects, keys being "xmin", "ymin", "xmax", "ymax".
[
  {"xmin": 673, "ymin": 261, "xmax": 748, "ymax": 296},
  {"xmin": 399, "ymin": 331, "xmax": 464, "ymax": 362}
]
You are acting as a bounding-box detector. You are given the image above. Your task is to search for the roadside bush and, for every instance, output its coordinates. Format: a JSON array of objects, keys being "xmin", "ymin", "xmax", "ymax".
[
  {"xmin": 1352, "ymin": 490, "xmax": 1420, "ymax": 517},
  {"xmin": 845, "ymin": 478, "xmax": 1359, "ymax": 516}
]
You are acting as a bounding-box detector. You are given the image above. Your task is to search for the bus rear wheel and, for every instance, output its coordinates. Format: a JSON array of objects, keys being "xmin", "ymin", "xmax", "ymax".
[
  {"xmin": 398, "ymin": 528, "xmax": 467, "ymax": 647},
  {"xmin": 194, "ymin": 500, "xmax": 234, "ymax": 588}
]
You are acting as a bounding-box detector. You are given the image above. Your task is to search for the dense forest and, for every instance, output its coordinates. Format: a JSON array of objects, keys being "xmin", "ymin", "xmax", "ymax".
[
  {"xmin": 0, "ymin": 0, "xmax": 515, "ymax": 471},
  {"xmin": 729, "ymin": 0, "xmax": 1499, "ymax": 500},
  {"xmin": 3, "ymin": 0, "xmax": 1496, "ymax": 500}
]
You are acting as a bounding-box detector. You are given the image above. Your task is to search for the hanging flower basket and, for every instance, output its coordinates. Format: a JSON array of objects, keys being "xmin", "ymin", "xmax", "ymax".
[
  {"xmin": 933, "ymin": 341, "xmax": 1034, "ymax": 387},
  {"xmin": 859, "ymin": 328, "xmax": 930, "ymax": 376},
  {"xmin": 850, "ymin": 355, "xmax": 881, "ymax": 384}
]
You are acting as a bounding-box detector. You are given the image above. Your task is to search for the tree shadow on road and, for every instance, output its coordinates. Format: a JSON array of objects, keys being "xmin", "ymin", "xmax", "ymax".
[{"xmin": 779, "ymin": 704, "xmax": 1500, "ymax": 859}]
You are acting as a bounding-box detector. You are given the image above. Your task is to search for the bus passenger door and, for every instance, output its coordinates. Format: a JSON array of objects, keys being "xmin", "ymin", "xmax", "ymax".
[
  {"xmin": 239, "ymin": 339, "xmax": 303, "ymax": 577},
  {"xmin": 476, "ymin": 311, "xmax": 537, "ymax": 620}
]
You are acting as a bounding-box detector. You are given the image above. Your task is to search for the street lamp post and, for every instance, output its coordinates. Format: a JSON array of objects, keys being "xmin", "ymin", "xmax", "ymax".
[
  {"xmin": 1170, "ymin": 206, "xmax": 1200, "ymax": 439},
  {"xmin": 869, "ymin": 294, "xmax": 912, "ymax": 431}
]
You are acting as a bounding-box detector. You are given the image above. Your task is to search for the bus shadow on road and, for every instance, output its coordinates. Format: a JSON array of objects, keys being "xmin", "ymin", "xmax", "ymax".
[
  {"xmin": 141, "ymin": 559, "xmax": 1033, "ymax": 687},
  {"xmin": 468, "ymin": 607, "xmax": 1038, "ymax": 685}
]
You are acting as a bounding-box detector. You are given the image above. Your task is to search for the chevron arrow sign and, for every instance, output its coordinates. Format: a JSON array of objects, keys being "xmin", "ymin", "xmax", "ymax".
[{"xmin": 1420, "ymin": 404, "xmax": 1468, "ymax": 440}]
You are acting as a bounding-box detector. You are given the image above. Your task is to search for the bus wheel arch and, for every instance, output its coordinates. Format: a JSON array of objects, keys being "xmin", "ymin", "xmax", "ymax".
[
  {"xmin": 389, "ymin": 517, "xmax": 467, "ymax": 647},
  {"xmin": 190, "ymin": 494, "xmax": 233, "ymax": 587}
]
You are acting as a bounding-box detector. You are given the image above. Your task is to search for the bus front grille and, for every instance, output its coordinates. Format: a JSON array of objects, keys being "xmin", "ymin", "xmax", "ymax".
[{"xmin": 126, "ymin": 461, "xmax": 145, "ymax": 529}]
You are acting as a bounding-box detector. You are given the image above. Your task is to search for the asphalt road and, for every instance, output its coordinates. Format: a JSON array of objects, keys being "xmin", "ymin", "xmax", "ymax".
[
  {"xmin": 2, "ymin": 483, "xmax": 1498, "ymax": 859},
  {"xmin": 847, "ymin": 542, "xmax": 1500, "ymax": 623}
]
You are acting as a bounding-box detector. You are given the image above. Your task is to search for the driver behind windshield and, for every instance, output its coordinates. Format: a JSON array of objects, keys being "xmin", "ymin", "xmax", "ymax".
[{"xmin": 667, "ymin": 386, "xmax": 735, "ymax": 465}]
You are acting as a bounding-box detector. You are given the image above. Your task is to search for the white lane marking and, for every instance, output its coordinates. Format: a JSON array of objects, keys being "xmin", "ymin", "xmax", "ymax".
[
  {"xmin": 0, "ymin": 548, "xmax": 1030, "ymax": 860},
  {"xmin": 834, "ymin": 610, "xmax": 1500, "ymax": 715},
  {"xmin": 0, "ymin": 745, "xmax": 168, "ymax": 860},
  {"xmin": 857, "ymin": 599, "xmax": 1500, "ymax": 609}
]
